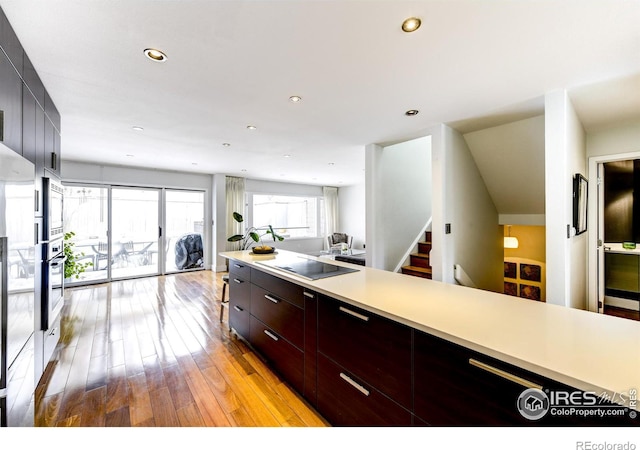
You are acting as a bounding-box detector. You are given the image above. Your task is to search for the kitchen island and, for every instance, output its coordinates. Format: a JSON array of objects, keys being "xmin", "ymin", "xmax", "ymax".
[{"xmin": 220, "ymin": 249, "xmax": 640, "ymax": 426}]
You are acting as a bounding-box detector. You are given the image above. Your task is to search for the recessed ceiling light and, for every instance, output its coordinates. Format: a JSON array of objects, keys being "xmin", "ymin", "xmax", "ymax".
[
  {"xmin": 222, "ymin": 143, "xmax": 231, "ymax": 147},
  {"xmin": 401, "ymin": 17, "xmax": 421, "ymax": 33},
  {"xmin": 132, "ymin": 126, "xmax": 144, "ymax": 131},
  {"xmin": 247, "ymin": 125, "xmax": 257, "ymax": 130},
  {"xmin": 328, "ymin": 162, "xmax": 335, "ymax": 166},
  {"xmin": 126, "ymin": 154, "xmax": 134, "ymax": 157},
  {"xmin": 143, "ymin": 48, "xmax": 167, "ymax": 62},
  {"xmin": 192, "ymin": 162, "xmax": 198, "ymax": 165},
  {"xmin": 283, "ymin": 154, "xmax": 291, "ymax": 158},
  {"xmin": 241, "ymin": 169, "xmax": 247, "ymax": 172},
  {"xmin": 405, "ymin": 109, "xmax": 419, "ymax": 116},
  {"xmin": 289, "ymin": 95, "xmax": 302, "ymax": 103}
]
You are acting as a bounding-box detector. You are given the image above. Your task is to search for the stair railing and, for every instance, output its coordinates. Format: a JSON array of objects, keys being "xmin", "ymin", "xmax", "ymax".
[
  {"xmin": 454, "ymin": 264, "xmax": 477, "ymax": 288},
  {"xmin": 393, "ymin": 217, "xmax": 432, "ymax": 273}
]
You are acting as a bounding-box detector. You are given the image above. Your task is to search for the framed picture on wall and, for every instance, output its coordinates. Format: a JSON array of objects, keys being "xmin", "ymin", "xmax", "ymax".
[
  {"xmin": 520, "ymin": 263, "xmax": 541, "ymax": 282},
  {"xmin": 573, "ymin": 173, "xmax": 588, "ymax": 235},
  {"xmin": 504, "ymin": 262, "xmax": 517, "ymax": 279}
]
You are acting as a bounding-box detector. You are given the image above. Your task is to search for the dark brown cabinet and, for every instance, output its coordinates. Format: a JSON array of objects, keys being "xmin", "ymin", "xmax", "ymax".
[
  {"xmin": 228, "ymin": 262, "xmax": 251, "ymax": 340},
  {"xmin": 414, "ymin": 330, "xmax": 639, "ymax": 426},
  {"xmin": 249, "ymin": 315, "xmax": 304, "ymax": 393},
  {"xmin": 317, "ymin": 294, "xmax": 413, "ymax": 410},
  {"xmin": 250, "ymin": 285, "xmax": 304, "ymax": 348},
  {"xmin": 316, "ymin": 353, "xmax": 411, "ymax": 426}
]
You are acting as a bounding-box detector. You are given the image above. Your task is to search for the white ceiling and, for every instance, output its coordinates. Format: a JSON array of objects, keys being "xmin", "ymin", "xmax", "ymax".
[{"xmin": 1, "ymin": 0, "xmax": 639, "ymax": 187}]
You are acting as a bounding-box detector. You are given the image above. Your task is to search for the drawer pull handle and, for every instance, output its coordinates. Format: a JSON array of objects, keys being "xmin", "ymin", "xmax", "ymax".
[
  {"xmin": 265, "ymin": 294, "xmax": 280, "ymax": 304},
  {"xmin": 339, "ymin": 372, "xmax": 370, "ymax": 397},
  {"xmin": 339, "ymin": 306, "xmax": 369, "ymax": 322},
  {"xmin": 303, "ymin": 291, "xmax": 315, "ymax": 298},
  {"xmin": 469, "ymin": 359, "xmax": 542, "ymax": 390},
  {"xmin": 233, "ymin": 278, "xmax": 243, "ymax": 284},
  {"xmin": 233, "ymin": 305, "xmax": 243, "ymax": 312},
  {"xmin": 264, "ymin": 329, "xmax": 279, "ymax": 341},
  {"xmin": 233, "ymin": 264, "xmax": 244, "ymax": 268}
]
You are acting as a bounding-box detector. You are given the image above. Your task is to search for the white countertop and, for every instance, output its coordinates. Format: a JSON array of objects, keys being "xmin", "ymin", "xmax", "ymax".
[{"xmin": 221, "ymin": 249, "xmax": 640, "ymax": 410}]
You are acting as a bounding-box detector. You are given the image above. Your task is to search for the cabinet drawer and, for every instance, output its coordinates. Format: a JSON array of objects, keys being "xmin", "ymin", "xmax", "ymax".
[
  {"xmin": 229, "ymin": 275, "xmax": 251, "ymax": 310},
  {"xmin": 251, "ymin": 285, "xmax": 303, "ymax": 348},
  {"xmin": 251, "ymin": 269, "xmax": 304, "ymax": 308},
  {"xmin": 229, "ymin": 260, "xmax": 251, "ymax": 281},
  {"xmin": 317, "ymin": 295, "xmax": 412, "ymax": 409},
  {"xmin": 229, "ymin": 300, "xmax": 250, "ymax": 340},
  {"xmin": 414, "ymin": 331, "xmax": 639, "ymax": 426},
  {"xmin": 250, "ymin": 316, "xmax": 303, "ymax": 393},
  {"xmin": 317, "ymin": 353, "xmax": 411, "ymax": 426}
]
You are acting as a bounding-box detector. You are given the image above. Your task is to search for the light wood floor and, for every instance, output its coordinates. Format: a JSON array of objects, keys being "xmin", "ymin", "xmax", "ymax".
[{"xmin": 34, "ymin": 270, "xmax": 329, "ymax": 427}]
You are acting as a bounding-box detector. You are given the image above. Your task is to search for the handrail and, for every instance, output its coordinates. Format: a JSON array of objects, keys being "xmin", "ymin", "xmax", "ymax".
[
  {"xmin": 454, "ymin": 264, "xmax": 477, "ymax": 288},
  {"xmin": 393, "ymin": 217, "xmax": 432, "ymax": 273}
]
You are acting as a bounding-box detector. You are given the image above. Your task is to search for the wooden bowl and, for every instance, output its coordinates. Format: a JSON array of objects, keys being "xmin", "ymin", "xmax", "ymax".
[{"xmin": 251, "ymin": 246, "xmax": 275, "ymax": 254}]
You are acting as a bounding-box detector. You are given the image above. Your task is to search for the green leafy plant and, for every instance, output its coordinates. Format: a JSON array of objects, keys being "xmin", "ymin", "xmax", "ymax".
[
  {"xmin": 63, "ymin": 231, "xmax": 93, "ymax": 279},
  {"xmin": 227, "ymin": 212, "xmax": 285, "ymax": 250}
]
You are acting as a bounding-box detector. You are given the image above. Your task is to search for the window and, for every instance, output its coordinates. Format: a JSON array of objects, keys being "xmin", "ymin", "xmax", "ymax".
[{"xmin": 248, "ymin": 194, "xmax": 324, "ymax": 239}]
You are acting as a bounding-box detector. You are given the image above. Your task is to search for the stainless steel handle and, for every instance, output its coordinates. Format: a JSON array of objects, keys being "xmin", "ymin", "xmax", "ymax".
[
  {"xmin": 233, "ymin": 305, "xmax": 243, "ymax": 312},
  {"xmin": 233, "ymin": 264, "xmax": 244, "ymax": 268},
  {"xmin": 339, "ymin": 372, "xmax": 370, "ymax": 397},
  {"xmin": 339, "ymin": 306, "xmax": 369, "ymax": 322},
  {"xmin": 51, "ymin": 255, "xmax": 67, "ymax": 267},
  {"xmin": 263, "ymin": 329, "xmax": 279, "ymax": 341},
  {"xmin": 233, "ymin": 278, "xmax": 243, "ymax": 284},
  {"xmin": 303, "ymin": 291, "xmax": 315, "ymax": 298},
  {"xmin": 265, "ymin": 294, "xmax": 280, "ymax": 304},
  {"xmin": 469, "ymin": 359, "xmax": 542, "ymax": 390}
]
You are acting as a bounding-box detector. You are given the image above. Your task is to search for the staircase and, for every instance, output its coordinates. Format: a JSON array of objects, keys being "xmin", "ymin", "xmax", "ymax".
[{"xmin": 401, "ymin": 231, "xmax": 432, "ymax": 279}]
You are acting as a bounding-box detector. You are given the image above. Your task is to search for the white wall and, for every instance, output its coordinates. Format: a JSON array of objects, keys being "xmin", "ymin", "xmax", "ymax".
[
  {"xmin": 441, "ymin": 126, "xmax": 503, "ymax": 292},
  {"xmin": 365, "ymin": 137, "xmax": 432, "ymax": 271},
  {"xmin": 61, "ymin": 161, "xmax": 214, "ymax": 268},
  {"xmin": 338, "ymin": 182, "xmax": 365, "ymax": 249},
  {"xmin": 544, "ymin": 90, "xmax": 587, "ymax": 309},
  {"xmin": 586, "ymin": 120, "xmax": 640, "ymax": 158}
]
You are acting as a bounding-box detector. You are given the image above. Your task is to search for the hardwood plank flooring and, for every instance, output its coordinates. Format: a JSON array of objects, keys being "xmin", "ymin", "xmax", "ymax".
[{"xmin": 34, "ymin": 270, "xmax": 329, "ymax": 427}]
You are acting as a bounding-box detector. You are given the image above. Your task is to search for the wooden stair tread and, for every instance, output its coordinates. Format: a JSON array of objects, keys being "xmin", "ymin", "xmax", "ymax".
[
  {"xmin": 412, "ymin": 252, "xmax": 430, "ymax": 258},
  {"xmin": 401, "ymin": 265, "xmax": 432, "ymax": 274}
]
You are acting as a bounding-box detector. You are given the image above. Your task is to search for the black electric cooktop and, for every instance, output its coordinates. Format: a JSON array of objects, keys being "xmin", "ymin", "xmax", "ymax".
[{"xmin": 256, "ymin": 256, "xmax": 359, "ymax": 280}]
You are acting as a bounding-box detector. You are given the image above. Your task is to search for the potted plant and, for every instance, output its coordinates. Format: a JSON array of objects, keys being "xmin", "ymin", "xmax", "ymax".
[
  {"xmin": 64, "ymin": 231, "xmax": 93, "ymax": 279},
  {"xmin": 227, "ymin": 212, "xmax": 284, "ymax": 253}
]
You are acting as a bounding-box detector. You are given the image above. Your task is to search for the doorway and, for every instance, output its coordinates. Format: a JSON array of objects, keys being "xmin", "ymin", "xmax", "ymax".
[{"xmin": 588, "ymin": 152, "xmax": 640, "ymax": 318}]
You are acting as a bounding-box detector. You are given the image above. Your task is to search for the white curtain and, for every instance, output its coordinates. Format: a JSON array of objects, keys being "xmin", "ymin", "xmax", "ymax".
[
  {"xmin": 323, "ymin": 186, "xmax": 338, "ymax": 250},
  {"xmin": 226, "ymin": 176, "xmax": 245, "ymax": 250}
]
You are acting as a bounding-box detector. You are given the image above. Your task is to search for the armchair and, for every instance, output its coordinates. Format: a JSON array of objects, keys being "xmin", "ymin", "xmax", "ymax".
[{"xmin": 327, "ymin": 232, "xmax": 353, "ymax": 249}]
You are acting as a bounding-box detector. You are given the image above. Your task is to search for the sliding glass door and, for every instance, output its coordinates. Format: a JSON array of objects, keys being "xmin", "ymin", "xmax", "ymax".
[
  {"xmin": 165, "ymin": 190, "xmax": 205, "ymax": 273},
  {"xmin": 63, "ymin": 185, "xmax": 109, "ymax": 283},
  {"xmin": 111, "ymin": 187, "xmax": 160, "ymax": 279},
  {"xmin": 63, "ymin": 184, "xmax": 205, "ymax": 285}
]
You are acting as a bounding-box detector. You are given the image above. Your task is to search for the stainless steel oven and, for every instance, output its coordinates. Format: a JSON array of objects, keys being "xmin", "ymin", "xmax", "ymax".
[
  {"xmin": 42, "ymin": 238, "xmax": 65, "ymax": 331},
  {"xmin": 43, "ymin": 175, "xmax": 64, "ymax": 241}
]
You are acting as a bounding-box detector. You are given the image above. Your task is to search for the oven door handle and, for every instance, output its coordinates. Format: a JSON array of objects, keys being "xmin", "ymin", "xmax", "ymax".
[{"xmin": 51, "ymin": 255, "xmax": 67, "ymax": 267}]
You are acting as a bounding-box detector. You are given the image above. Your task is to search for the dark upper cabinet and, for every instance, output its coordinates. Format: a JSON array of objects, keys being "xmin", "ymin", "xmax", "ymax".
[
  {"xmin": 44, "ymin": 91, "xmax": 60, "ymax": 177},
  {"xmin": 23, "ymin": 54, "xmax": 45, "ymax": 108},
  {"xmin": 0, "ymin": 47, "xmax": 22, "ymax": 154},
  {"xmin": 0, "ymin": 7, "xmax": 23, "ymax": 77}
]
